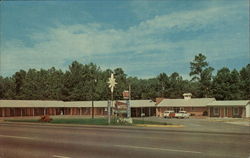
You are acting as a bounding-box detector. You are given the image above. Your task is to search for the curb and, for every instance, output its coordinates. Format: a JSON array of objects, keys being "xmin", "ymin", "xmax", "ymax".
[
  {"xmin": 135, "ymin": 124, "xmax": 184, "ymax": 128},
  {"xmin": 1, "ymin": 121, "xmax": 184, "ymax": 129}
]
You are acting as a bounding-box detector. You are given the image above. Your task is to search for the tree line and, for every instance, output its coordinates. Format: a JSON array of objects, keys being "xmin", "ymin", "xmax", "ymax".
[{"xmin": 0, "ymin": 54, "xmax": 249, "ymax": 101}]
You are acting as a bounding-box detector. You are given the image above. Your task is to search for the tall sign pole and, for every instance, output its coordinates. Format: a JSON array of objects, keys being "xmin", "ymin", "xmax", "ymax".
[
  {"xmin": 128, "ymin": 84, "xmax": 131, "ymax": 118},
  {"xmin": 91, "ymin": 79, "xmax": 97, "ymax": 119},
  {"xmin": 107, "ymin": 73, "xmax": 117, "ymax": 125},
  {"xmin": 123, "ymin": 85, "xmax": 131, "ymax": 118}
]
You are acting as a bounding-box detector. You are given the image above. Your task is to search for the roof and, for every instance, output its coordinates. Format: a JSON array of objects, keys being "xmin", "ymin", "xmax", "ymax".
[
  {"xmin": 116, "ymin": 100, "xmax": 156, "ymax": 108},
  {"xmin": 2, "ymin": 99, "xmax": 248, "ymax": 108},
  {"xmin": 0, "ymin": 100, "xmax": 111, "ymax": 108},
  {"xmin": 207, "ymin": 100, "xmax": 250, "ymax": 107},
  {"xmin": 130, "ymin": 100, "xmax": 156, "ymax": 107},
  {"xmin": 64, "ymin": 101, "xmax": 111, "ymax": 108},
  {"xmin": 157, "ymin": 98, "xmax": 215, "ymax": 107},
  {"xmin": 0, "ymin": 100, "xmax": 64, "ymax": 108},
  {"xmin": 183, "ymin": 93, "xmax": 192, "ymax": 96}
]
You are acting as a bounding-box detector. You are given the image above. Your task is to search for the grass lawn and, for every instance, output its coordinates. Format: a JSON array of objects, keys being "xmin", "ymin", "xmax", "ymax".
[{"xmin": 5, "ymin": 117, "xmax": 172, "ymax": 126}]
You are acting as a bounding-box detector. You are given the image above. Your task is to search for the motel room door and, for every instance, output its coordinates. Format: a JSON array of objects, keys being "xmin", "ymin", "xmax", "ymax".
[{"xmin": 224, "ymin": 107, "xmax": 228, "ymax": 117}]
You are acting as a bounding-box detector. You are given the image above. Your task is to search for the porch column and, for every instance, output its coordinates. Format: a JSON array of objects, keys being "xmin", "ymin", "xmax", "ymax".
[
  {"xmin": 242, "ymin": 107, "xmax": 245, "ymax": 117},
  {"xmin": 33, "ymin": 108, "xmax": 35, "ymax": 116},
  {"xmin": 231, "ymin": 107, "xmax": 233, "ymax": 117},
  {"xmin": 21, "ymin": 109, "xmax": 23, "ymax": 117},
  {"xmin": 43, "ymin": 108, "xmax": 46, "ymax": 115},
  {"xmin": 80, "ymin": 108, "xmax": 82, "ymax": 115},
  {"xmin": 242, "ymin": 107, "xmax": 245, "ymax": 118},
  {"xmin": 156, "ymin": 108, "xmax": 160, "ymax": 117},
  {"xmin": 149, "ymin": 107, "xmax": 151, "ymax": 116}
]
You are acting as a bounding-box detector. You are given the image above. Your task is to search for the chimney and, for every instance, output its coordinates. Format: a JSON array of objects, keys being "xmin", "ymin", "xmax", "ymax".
[
  {"xmin": 156, "ymin": 98, "xmax": 165, "ymax": 105},
  {"xmin": 183, "ymin": 93, "xmax": 192, "ymax": 100}
]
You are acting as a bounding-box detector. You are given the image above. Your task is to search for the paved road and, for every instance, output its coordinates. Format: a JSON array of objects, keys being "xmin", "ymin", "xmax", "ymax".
[{"xmin": 0, "ymin": 122, "xmax": 250, "ymax": 158}]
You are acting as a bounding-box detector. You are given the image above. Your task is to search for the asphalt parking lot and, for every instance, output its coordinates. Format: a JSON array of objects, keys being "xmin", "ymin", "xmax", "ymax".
[{"xmin": 135, "ymin": 117, "xmax": 250, "ymax": 134}]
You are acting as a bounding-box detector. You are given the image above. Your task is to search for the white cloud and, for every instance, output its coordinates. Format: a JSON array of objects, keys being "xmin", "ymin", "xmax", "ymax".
[{"xmin": 1, "ymin": 4, "xmax": 248, "ymax": 77}]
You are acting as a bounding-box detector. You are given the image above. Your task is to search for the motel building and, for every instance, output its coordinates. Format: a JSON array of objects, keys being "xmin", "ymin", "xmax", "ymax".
[
  {"xmin": 207, "ymin": 101, "xmax": 250, "ymax": 118},
  {"xmin": 156, "ymin": 93, "xmax": 216, "ymax": 117},
  {"xmin": 0, "ymin": 100, "xmax": 156, "ymax": 118},
  {"xmin": 156, "ymin": 93, "xmax": 250, "ymax": 118},
  {"xmin": 115, "ymin": 100, "xmax": 156, "ymax": 117},
  {"xmin": 0, "ymin": 100, "xmax": 110, "ymax": 117},
  {"xmin": 0, "ymin": 94, "xmax": 249, "ymax": 118}
]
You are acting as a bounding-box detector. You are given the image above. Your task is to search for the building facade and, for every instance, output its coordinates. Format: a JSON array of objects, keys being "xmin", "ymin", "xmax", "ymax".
[
  {"xmin": 156, "ymin": 93, "xmax": 215, "ymax": 117},
  {"xmin": 0, "ymin": 97, "xmax": 249, "ymax": 118},
  {"xmin": 114, "ymin": 100, "xmax": 156, "ymax": 117},
  {"xmin": 0, "ymin": 100, "xmax": 110, "ymax": 117},
  {"xmin": 207, "ymin": 101, "xmax": 250, "ymax": 118},
  {"xmin": 156, "ymin": 98, "xmax": 216, "ymax": 117}
]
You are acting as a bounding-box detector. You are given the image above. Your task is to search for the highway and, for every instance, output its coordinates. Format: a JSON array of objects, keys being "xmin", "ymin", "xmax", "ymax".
[{"xmin": 0, "ymin": 122, "xmax": 250, "ymax": 158}]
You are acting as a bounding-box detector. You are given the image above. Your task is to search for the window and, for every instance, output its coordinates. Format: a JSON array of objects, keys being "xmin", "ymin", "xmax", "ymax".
[
  {"xmin": 233, "ymin": 107, "xmax": 239, "ymax": 116},
  {"xmin": 213, "ymin": 107, "xmax": 219, "ymax": 116},
  {"xmin": 173, "ymin": 107, "xmax": 180, "ymax": 113}
]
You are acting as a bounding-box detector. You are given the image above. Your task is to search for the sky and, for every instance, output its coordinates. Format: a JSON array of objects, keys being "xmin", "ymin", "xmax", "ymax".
[{"xmin": 1, "ymin": 0, "xmax": 249, "ymax": 79}]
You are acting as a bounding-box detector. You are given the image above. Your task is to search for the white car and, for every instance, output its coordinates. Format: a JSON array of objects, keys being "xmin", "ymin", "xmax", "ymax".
[
  {"xmin": 174, "ymin": 111, "xmax": 190, "ymax": 119},
  {"xmin": 163, "ymin": 110, "xmax": 175, "ymax": 118}
]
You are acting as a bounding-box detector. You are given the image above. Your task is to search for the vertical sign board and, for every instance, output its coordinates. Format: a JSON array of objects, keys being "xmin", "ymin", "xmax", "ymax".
[
  {"xmin": 115, "ymin": 101, "xmax": 127, "ymax": 116},
  {"xmin": 123, "ymin": 90, "xmax": 131, "ymax": 118},
  {"xmin": 123, "ymin": 91, "xmax": 129, "ymax": 100}
]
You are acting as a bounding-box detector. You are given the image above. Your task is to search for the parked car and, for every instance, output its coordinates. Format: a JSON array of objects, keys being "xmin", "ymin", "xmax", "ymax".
[
  {"xmin": 174, "ymin": 111, "xmax": 190, "ymax": 119},
  {"xmin": 163, "ymin": 110, "xmax": 175, "ymax": 118}
]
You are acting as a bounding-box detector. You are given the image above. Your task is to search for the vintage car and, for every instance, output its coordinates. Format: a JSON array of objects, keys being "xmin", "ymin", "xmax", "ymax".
[
  {"xmin": 174, "ymin": 111, "xmax": 190, "ymax": 119},
  {"xmin": 163, "ymin": 110, "xmax": 175, "ymax": 118}
]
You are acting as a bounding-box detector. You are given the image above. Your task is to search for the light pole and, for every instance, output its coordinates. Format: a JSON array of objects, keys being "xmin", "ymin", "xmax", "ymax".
[
  {"xmin": 127, "ymin": 84, "xmax": 131, "ymax": 118},
  {"xmin": 92, "ymin": 79, "xmax": 97, "ymax": 119},
  {"xmin": 107, "ymin": 73, "xmax": 117, "ymax": 124}
]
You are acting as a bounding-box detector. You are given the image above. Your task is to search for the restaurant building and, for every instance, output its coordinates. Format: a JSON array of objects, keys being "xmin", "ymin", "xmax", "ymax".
[{"xmin": 156, "ymin": 93, "xmax": 215, "ymax": 117}]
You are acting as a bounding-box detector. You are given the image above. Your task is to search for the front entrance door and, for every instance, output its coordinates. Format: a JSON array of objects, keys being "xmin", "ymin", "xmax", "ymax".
[{"xmin": 173, "ymin": 107, "xmax": 180, "ymax": 113}]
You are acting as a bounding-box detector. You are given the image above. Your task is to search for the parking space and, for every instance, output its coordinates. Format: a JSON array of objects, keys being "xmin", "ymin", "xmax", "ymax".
[{"xmin": 134, "ymin": 117, "xmax": 250, "ymax": 134}]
